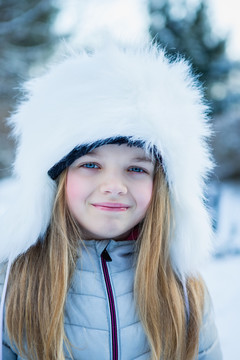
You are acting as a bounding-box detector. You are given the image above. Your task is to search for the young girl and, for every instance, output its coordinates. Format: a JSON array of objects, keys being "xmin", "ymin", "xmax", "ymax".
[{"xmin": 0, "ymin": 44, "xmax": 222, "ymax": 359}]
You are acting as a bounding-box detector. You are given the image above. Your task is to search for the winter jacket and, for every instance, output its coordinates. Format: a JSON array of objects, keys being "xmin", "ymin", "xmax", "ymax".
[{"xmin": 0, "ymin": 239, "xmax": 222, "ymax": 359}]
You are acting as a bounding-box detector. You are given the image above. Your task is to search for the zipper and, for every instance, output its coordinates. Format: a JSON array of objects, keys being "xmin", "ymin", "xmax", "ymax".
[{"xmin": 101, "ymin": 248, "xmax": 118, "ymax": 360}]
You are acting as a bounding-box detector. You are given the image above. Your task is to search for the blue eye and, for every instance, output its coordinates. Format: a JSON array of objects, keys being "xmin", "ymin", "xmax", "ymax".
[
  {"xmin": 82, "ymin": 163, "xmax": 99, "ymax": 169},
  {"xmin": 128, "ymin": 167, "xmax": 145, "ymax": 173}
]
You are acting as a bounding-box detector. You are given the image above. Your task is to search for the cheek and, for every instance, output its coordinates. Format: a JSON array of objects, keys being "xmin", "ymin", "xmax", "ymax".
[
  {"xmin": 135, "ymin": 180, "xmax": 153, "ymax": 211},
  {"xmin": 66, "ymin": 172, "xmax": 85, "ymax": 208}
]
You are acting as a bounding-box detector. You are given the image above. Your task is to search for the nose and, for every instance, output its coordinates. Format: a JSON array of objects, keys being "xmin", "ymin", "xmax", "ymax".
[{"xmin": 99, "ymin": 173, "xmax": 127, "ymax": 196}]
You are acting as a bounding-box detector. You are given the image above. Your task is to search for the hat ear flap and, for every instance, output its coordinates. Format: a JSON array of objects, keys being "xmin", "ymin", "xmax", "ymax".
[
  {"xmin": 170, "ymin": 196, "xmax": 213, "ymax": 276},
  {"xmin": 0, "ymin": 176, "xmax": 56, "ymax": 262}
]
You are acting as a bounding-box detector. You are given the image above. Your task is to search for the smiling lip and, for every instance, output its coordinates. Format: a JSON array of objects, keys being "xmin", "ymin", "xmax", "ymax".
[{"xmin": 92, "ymin": 202, "xmax": 130, "ymax": 212}]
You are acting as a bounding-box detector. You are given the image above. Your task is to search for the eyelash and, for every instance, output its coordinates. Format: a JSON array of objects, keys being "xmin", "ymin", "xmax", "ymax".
[
  {"xmin": 80, "ymin": 163, "xmax": 148, "ymax": 174},
  {"xmin": 82, "ymin": 163, "xmax": 99, "ymax": 169},
  {"xmin": 128, "ymin": 167, "xmax": 146, "ymax": 173}
]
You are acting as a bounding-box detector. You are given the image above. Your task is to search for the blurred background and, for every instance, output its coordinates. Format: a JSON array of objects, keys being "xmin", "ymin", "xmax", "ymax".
[{"xmin": 0, "ymin": 0, "xmax": 239, "ymax": 358}]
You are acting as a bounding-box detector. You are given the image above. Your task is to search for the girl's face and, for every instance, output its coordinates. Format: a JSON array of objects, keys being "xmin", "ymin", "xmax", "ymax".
[{"xmin": 66, "ymin": 144, "xmax": 155, "ymax": 240}]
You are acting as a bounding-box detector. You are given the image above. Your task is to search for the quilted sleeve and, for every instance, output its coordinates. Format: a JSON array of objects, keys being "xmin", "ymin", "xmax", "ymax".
[{"xmin": 198, "ymin": 290, "xmax": 223, "ymax": 359}]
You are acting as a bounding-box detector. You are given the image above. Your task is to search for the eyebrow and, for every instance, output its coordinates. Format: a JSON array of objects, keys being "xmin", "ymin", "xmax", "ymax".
[
  {"xmin": 85, "ymin": 150, "xmax": 97, "ymax": 156},
  {"xmin": 130, "ymin": 157, "xmax": 154, "ymax": 163}
]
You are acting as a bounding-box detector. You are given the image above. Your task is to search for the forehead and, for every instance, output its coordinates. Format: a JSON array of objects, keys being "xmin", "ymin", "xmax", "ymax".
[{"xmin": 85, "ymin": 143, "xmax": 153, "ymax": 160}]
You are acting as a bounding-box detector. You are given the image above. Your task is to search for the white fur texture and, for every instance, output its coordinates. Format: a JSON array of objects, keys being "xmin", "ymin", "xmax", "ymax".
[{"xmin": 1, "ymin": 45, "xmax": 213, "ymax": 275}]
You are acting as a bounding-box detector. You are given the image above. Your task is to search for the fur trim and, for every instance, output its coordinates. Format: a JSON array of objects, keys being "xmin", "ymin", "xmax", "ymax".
[{"xmin": 1, "ymin": 44, "xmax": 213, "ymax": 274}]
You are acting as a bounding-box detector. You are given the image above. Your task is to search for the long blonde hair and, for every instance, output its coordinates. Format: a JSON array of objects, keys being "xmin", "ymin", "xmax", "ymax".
[
  {"xmin": 134, "ymin": 165, "xmax": 204, "ymax": 360},
  {"xmin": 6, "ymin": 165, "xmax": 204, "ymax": 360}
]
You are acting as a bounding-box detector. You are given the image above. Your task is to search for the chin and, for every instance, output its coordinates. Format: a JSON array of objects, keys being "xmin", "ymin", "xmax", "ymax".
[{"xmin": 92, "ymin": 228, "xmax": 130, "ymax": 240}]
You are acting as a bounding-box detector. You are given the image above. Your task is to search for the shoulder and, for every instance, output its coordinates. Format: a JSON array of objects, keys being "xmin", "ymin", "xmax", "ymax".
[{"xmin": 198, "ymin": 289, "xmax": 223, "ymax": 359}]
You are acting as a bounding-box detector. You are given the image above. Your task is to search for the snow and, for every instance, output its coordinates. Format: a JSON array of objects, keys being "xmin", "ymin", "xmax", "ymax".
[
  {"xmin": 54, "ymin": 0, "xmax": 150, "ymax": 48},
  {"xmin": 201, "ymin": 255, "xmax": 240, "ymax": 360},
  {"xmin": 214, "ymin": 181, "xmax": 240, "ymax": 256},
  {"xmin": 201, "ymin": 180, "xmax": 240, "ymax": 359}
]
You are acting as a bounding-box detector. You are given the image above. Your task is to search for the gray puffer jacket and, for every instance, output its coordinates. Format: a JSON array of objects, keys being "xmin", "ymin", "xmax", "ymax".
[{"xmin": 0, "ymin": 239, "xmax": 222, "ymax": 359}]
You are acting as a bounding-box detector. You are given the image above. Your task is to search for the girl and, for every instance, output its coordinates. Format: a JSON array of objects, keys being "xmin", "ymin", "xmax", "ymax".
[{"xmin": 0, "ymin": 44, "xmax": 222, "ymax": 359}]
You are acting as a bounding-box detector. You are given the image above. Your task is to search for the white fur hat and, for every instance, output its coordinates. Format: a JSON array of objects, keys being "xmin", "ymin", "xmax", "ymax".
[{"xmin": 1, "ymin": 44, "xmax": 213, "ymax": 275}]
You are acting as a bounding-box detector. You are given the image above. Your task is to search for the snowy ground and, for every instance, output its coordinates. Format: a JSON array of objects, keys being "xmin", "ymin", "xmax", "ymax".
[
  {"xmin": 203, "ymin": 180, "xmax": 240, "ymax": 359},
  {"xmin": 201, "ymin": 255, "xmax": 240, "ymax": 360},
  {"xmin": 0, "ymin": 178, "xmax": 239, "ymax": 358}
]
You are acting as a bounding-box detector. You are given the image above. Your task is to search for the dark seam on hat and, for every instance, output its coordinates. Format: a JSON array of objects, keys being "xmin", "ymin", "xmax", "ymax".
[{"xmin": 48, "ymin": 136, "xmax": 161, "ymax": 180}]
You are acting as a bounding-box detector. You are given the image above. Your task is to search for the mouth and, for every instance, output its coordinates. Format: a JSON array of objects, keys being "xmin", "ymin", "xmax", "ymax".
[{"xmin": 92, "ymin": 202, "xmax": 130, "ymax": 212}]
